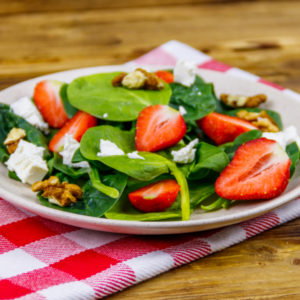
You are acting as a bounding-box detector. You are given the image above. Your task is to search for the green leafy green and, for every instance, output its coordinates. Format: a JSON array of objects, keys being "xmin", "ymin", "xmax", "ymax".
[
  {"xmin": 0, "ymin": 146, "xmax": 9, "ymax": 163},
  {"xmin": 89, "ymin": 166, "xmax": 120, "ymax": 198},
  {"xmin": 189, "ymin": 142, "xmax": 229, "ymax": 180},
  {"xmin": 286, "ymin": 142, "xmax": 300, "ymax": 177},
  {"xmin": 38, "ymin": 172, "xmax": 127, "ymax": 217},
  {"xmin": 67, "ymin": 72, "xmax": 171, "ymax": 121},
  {"xmin": 0, "ymin": 103, "xmax": 50, "ymax": 158},
  {"xmin": 53, "ymin": 153, "xmax": 89, "ymax": 179},
  {"xmin": 80, "ymin": 125, "xmax": 190, "ymax": 220},
  {"xmin": 60, "ymin": 84, "xmax": 78, "ymax": 118},
  {"xmin": 169, "ymin": 76, "xmax": 217, "ymax": 125},
  {"xmin": 188, "ymin": 182, "xmax": 216, "ymax": 209}
]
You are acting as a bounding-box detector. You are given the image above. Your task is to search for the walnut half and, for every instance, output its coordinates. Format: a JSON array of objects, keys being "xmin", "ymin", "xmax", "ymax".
[
  {"xmin": 237, "ymin": 110, "xmax": 280, "ymax": 132},
  {"xmin": 112, "ymin": 68, "xmax": 164, "ymax": 90},
  {"xmin": 4, "ymin": 128, "xmax": 26, "ymax": 154},
  {"xmin": 220, "ymin": 94, "xmax": 267, "ymax": 108},
  {"xmin": 31, "ymin": 176, "xmax": 83, "ymax": 207}
]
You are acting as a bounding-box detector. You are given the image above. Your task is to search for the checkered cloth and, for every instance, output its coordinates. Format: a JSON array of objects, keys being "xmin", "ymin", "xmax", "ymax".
[{"xmin": 1, "ymin": 41, "xmax": 300, "ymax": 300}]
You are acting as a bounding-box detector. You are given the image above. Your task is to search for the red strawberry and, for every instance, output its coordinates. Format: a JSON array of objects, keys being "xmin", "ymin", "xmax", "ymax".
[
  {"xmin": 49, "ymin": 111, "xmax": 97, "ymax": 152},
  {"xmin": 33, "ymin": 80, "xmax": 69, "ymax": 128},
  {"xmin": 128, "ymin": 179, "xmax": 180, "ymax": 212},
  {"xmin": 135, "ymin": 105, "xmax": 187, "ymax": 152},
  {"xmin": 215, "ymin": 138, "xmax": 291, "ymax": 200},
  {"xmin": 155, "ymin": 70, "xmax": 174, "ymax": 83},
  {"xmin": 197, "ymin": 112, "xmax": 257, "ymax": 145}
]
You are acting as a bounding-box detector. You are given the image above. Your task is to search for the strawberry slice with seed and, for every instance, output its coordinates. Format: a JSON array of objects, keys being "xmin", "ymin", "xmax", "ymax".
[
  {"xmin": 49, "ymin": 111, "xmax": 97, "ymax": 152},
  {"xmin": 197, "ymin": 112, "xmax": 257, "ymax": 145},
  {"xmin": 215, "ymin": 138, "xmax": 291, "ymax": 200},
  {"xmin": 128, "ymin": 179, "xmax": 180, "ymax": 212},
  {"xmin": 135, "ymin": 104, "xmax": 187, "ymax": 152},
  {"xmin": 33, "ymin": 80, "xmax": 69, "ymax": 128}
]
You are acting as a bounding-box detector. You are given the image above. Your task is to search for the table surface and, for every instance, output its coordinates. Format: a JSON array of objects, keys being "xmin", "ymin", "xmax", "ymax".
[{"xmin": 1, "ymin": 0, "xmax": 300, "ymax": 299}]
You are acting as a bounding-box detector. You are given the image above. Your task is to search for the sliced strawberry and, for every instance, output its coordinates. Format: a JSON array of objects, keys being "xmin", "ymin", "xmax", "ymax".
[
  {"xmin": 128, "ymin": 179, "xmax": 180, "ymax": 212},
  {"xmin": 135, "ymin": 105, "xmax": 187, "ymax": 152},
  {"xmin": 49, "ymin": 111, "xmax": 97, "ymax": 152},
  {"xmin": 197, "ymin": 112, "xmax": 258, "ymax": 145},
  {"xmin": 215, "ymin": 138, "xmax": 291, "ymax": 200},
  {"xmin": 33, "ymin": 80, "xmax": 69, "ymax": 128},
  {"xmin": 155, "ymin": 70, "xmax": 174, "ymax": 83}
]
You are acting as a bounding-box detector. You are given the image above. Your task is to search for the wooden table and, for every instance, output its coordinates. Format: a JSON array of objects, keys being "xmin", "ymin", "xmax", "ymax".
[{"xmin": 1, "ymin": 1, "xmax": 300, "ymax": 298}]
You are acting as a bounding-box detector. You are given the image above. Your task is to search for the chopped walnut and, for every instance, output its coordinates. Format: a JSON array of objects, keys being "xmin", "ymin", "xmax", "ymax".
[
  {"xmin": 220, "ymin": 94, "xmax": 267, "ymax": 108},
  {"xmin": 4, "ymin": 128, "xmax": 26, "ymax": 154},
  {"xmin": 31, "ymin": 176, "xmax": 83, "ymax": 207},
  {"xmin": 112, "ymin": 68, "xmax": 164, "ymax": 90},
  {"xmin": 237, "ymin": 110, "xmax": 280, "ymax": 132},
  {"xmin": 112, "ymin": 72, "xmax": 127, "ymax": 87}
]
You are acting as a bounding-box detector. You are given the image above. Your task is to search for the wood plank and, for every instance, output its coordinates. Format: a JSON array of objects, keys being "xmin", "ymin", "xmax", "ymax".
[{"xmin": 0, "ymin": 1, "xmax": 300, "ymax": 91}]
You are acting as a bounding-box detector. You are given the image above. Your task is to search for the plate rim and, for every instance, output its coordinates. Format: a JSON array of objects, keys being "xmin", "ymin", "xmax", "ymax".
[{"xmin": 0, "ymin": 64, "xmax": 300, "ymax": 234}]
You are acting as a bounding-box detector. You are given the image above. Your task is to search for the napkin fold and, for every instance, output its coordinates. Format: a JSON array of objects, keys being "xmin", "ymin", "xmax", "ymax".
[{"xmin": 1, "ymin": 40, "xmax": 300, "ymax": 300}]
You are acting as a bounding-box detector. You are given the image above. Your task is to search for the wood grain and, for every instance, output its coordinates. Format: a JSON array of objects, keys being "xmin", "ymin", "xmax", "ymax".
[{"xmin": 0, "ymin": 0, "xmax": 300, "ymax": 299}]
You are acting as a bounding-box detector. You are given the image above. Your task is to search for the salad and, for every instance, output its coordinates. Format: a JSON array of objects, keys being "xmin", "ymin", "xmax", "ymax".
[{"xmin": 0, "ymin": 61, "xmax": 299, "ymax": 222}]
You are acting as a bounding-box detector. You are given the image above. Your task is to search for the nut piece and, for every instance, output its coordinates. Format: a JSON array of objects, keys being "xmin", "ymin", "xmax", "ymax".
[
  {"xmin": 220, "ymin": 94, "xmax": 267, "ymax": 108},
  {"xmin": 112, "ymin": 72, "xmax": 127, "ymax": 87},
  {"xmin": 31, "ymin": 176, "xmax": 83, "ymax": 207},
  {"xmin": 4, "ymin": 128, "xmax": 26, "ymax": 154},
  {"xmin": 237, "ymin": 110, "xmax": 280, "ymax": 132},
  {"xmin": 112, "ymin": 68, "xmax": 164, "ymax": 90}
]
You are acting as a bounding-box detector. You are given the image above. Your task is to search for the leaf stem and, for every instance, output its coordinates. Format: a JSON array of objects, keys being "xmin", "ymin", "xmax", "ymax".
[
  {"xmin": 89, "ymin": 167, "xmax": 120, "ymax": 199},
  {"xmin": 167, "ymin": 162, "xmax": 190, "ymax": 221}
]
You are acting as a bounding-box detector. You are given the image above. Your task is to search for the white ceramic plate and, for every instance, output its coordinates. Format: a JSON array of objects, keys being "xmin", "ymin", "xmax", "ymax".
[{"xmin": 1, "ymin": 65, "xmax": 300, "ymax": 235}]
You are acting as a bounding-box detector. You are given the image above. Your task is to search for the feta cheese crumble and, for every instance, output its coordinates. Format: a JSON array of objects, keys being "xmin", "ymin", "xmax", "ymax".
[
  {"xmin": 5, "ymin": 139, "xmax": 48, "ymax": 184},
  {"xmin": 262, "ymin": 125, "xmax": 300, "ymax": 149},
  {"xmin": 171, "ymin": 138, "xmax": 199, "ymax": 164},
  {"xmin": 127, "ymin": 151, "xmax": 145, "ymax": 160},
  {"xmin": 10, "ymin": 97, "xmax": 49, "ymax": 133},
  {"xmin": 173, "ymin": 60, "xmax": 196, "ymax": 87},
  {"xmin": 97, "ymin": 139, "xmax": 125, "ymax": 157},
  {"xmin": 179, "ymin": 105, "xmax": 187, "ymax": 116},
  {"xmin": 59, "ymin": 135, "xmax": 89, "ymax": 169}
]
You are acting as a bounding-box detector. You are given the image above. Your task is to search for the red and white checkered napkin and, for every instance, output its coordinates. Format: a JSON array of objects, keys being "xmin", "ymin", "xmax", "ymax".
[{"xmin": 1, "ymin": 41, "xmax": 300, "ymax": 300}]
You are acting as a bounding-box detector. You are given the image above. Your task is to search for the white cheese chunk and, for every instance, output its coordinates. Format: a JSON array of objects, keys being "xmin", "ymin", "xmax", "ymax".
[
  {"xmin": 10, "ymin": 97, "xmax": 49, "ymax": 133},
  {"xmin": 262, "ymin": 125, "xmax": 300, "ymax": 149},
  {"xmin": 179, "ymin": 105, "xmax": 187, "ymax": 116},
  {"xmin": 5, "ymin": 139, "xmax": 48, "ymax": 184},
  {"xmin": 97, "ymin": 139, "xmax": 125, "ymax": 157},
  {"xmin": 174, "ymin": 60, "xmax": 196, "ymax": 87},
  {"xmin": 171, "ymin": 138, "xmax": 199, "ymax": 164},
  {"xmin": 59, "ymin": 134, "xmax": 89, "ymax": 169},
  {"xmin": 127, "ymin": 151, "xmax": 145, "ymax": 160}
]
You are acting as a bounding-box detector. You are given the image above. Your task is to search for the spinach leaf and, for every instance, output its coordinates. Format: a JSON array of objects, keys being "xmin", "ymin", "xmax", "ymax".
[
  {"xmin": 80, "ymin": 125, "xmax": 191, "ymax": 220},
  {"xmin": 188, "ymin": 182, "xmax": 216, "ymax": 209},
  {"xmin": 38, "ymin": 172, "xmax": 127, "ymax": 217},
  {"xmin": 89, "ymin": 166, "xmax": 120, "ymax": 198},
  {"xmin": 60, "ymin": 84, "xmax": 78, "ymax": 118},
  {"xmin": 189, "ymin": 142, "xmax": 229, "ymax": 180},
  {"xmin": 67, "ymin": 72, "xmax": 171, "ymax": 121},
  {"xmin": 169, "ymin": 76, "xmax": 217, "ymax": 125},
  {"xmin": 225, "ymin": 108, "xmax": 283, "ymax": 130},
  {"xmin": 72, "ymin": 148, "xmax": 111, "ymax": 171},
  {"xmin": 53, "ymin": 153, "xmax": 89, "ymax": 179},
  {"xmin": 0, "ymin": 146, "xmax": 9, "ymax": 163},
  {"xmin": 286, "ymin": 142, "xmax": 300, "ymax": 177},
  {"xmin": 8, "ymin": 170, "xmax": 21, "ymax": 182},
  {"xmin": 200, "ymin": 196, "xmax": 233, "ymax": 211},
  {"xmin": 0, "ymin": 104, "xmax": 50, "ymax": 158}
]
